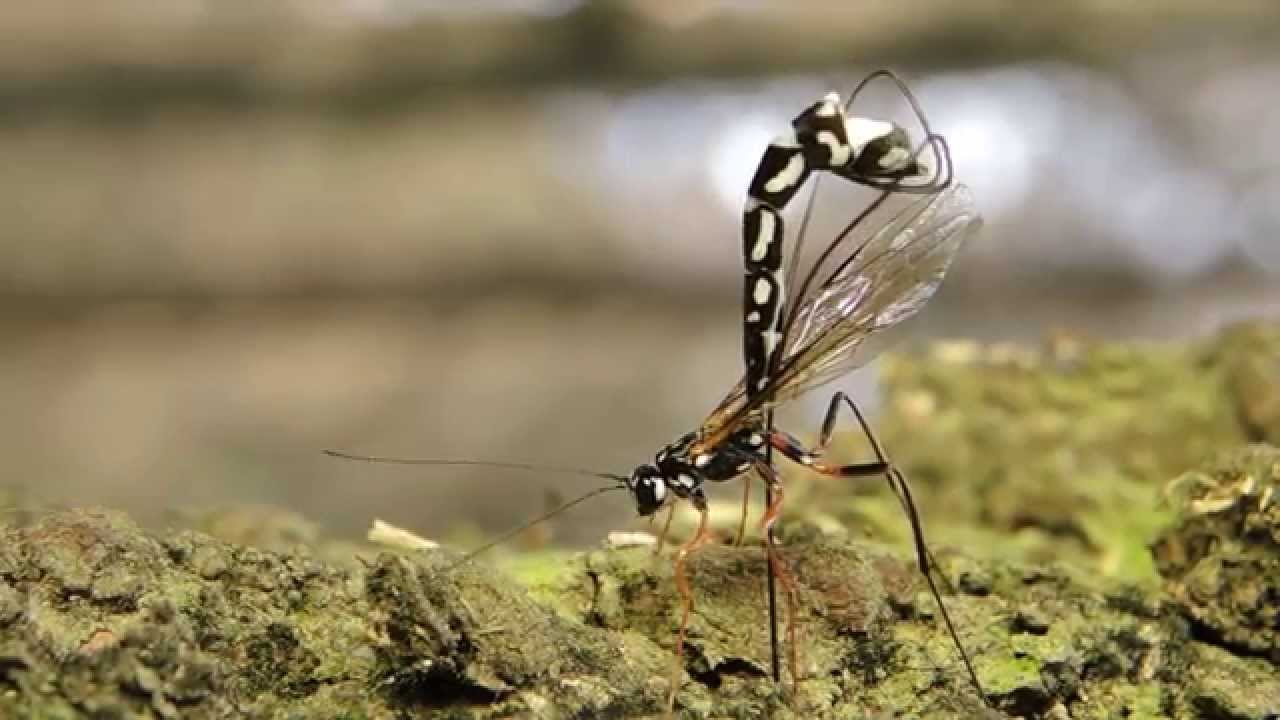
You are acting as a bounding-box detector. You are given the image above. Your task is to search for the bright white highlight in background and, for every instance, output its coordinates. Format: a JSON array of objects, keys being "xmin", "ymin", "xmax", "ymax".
[
  {"xmin": 708, "ymin": 119, "xmax": 777, "ymax": 214},
  {"xmin": 542, "ymin": 62, "xmax": 1280, "ymax": 292}
]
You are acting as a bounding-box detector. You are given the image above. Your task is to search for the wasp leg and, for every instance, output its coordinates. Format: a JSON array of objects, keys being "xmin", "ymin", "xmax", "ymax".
[
  {"xmin": 666, "ymin": 495, "xmax": 713, "ymax": 718},
  {"xmin": 753, "ymin": 461, "xmax": 802, "ymax": 697},
  {"xmin": 768, "ymin": 391, "xmax": 989, "ymax": 707},
  {"xmin": 652, "ymin": 503, "xmax": 676, "ymax": 557},
  {"xmin": 806, "ymin": 391, "xmax": 959, "ymax": 596}
]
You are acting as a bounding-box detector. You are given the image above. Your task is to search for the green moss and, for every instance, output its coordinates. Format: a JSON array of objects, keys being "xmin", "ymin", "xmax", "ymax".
[
  {"xmin": 787, "ymin": 325, "xmax": 1268, "ymax": 588},
  {"xmin": 1152, "ymin": 444, "xmax": 1280, "ymax": 663},
  {"xmin": 4, "ymin": 323, "xmax": 1280, "ymax": 718}
]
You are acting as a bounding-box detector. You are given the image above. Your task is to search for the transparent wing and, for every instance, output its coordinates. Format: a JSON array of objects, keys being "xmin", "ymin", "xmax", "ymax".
[
  {"xmin": 772, "ymin": 184, "xmax": 979, "ymax": 402},
  {"xmin": 784, "ymin": 133, "xmax": 952, "ymax": 319},
  {"xmin": 696, "ymin": 184, "xmax": 978, "ymax": 448}
]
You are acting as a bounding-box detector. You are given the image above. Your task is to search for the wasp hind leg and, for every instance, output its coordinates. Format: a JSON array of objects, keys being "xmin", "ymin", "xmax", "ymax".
[
  {"xmin": 767, "ymin": 391, "xmax": 990, "ymax": 707},
  {"xmin": 650, "ymin": 503, "xmax": 676, "ymax": 557}
]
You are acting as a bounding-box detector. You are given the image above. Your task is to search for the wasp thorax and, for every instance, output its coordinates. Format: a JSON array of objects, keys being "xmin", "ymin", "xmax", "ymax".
[{"xmin": 627, "ymin": 464, "xmax": 667, "ymax": 517}]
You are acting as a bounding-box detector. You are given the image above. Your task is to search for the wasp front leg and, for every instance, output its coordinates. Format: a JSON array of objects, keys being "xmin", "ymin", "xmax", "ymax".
[{"xmin": 665, "ymin": 492, "xmax": 713, "ymax": 717}]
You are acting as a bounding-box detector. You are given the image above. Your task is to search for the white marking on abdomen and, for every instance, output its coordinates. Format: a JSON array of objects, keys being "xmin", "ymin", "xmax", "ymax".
[
  {"xmin": 846, "ymin": 116, "xmax": 893, "ymax": 152},
  {"xmin": 746, "ymin": 311, "xmax": 761, "ymax": 323},
  {"xmin": 762, "ymin": 329, "xmax": 781, "ymax": 358},
  {"xmin": 753, "ymin": 277, "xmax": 772, "ymax": 305},
  {"xmin": 750, "ymin": 210, "xmax": 776, "ymax": 262},
  {"xmin": 817, "ymin": 93, "xmax": 841, "ymax": 117},
  {"xmin": 764, "ymin": 154, "xmax": 805, "ymax": 195},
  {"xmin": 878, "ymin": 146, "xmax": 910, "ymax": 171},
  {"xmin": 816, "ymin": 130, "xmax": 851, "ymax": 167}
]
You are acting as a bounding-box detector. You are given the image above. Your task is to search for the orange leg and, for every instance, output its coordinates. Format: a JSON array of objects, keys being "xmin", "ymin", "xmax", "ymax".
[
  {"xmin": 757, "ymin": 462, "xmax": 801, "ymax": 696},
  {"xmin": 666, "ymin": 499, "xmax": 713, "ymax": 717},
  {"xmin": 652, "ymin": 503, "xmax": 676, "ymax": 557}
]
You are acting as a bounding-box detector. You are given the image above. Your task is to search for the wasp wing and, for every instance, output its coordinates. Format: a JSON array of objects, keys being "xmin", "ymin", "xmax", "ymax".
[
  {"xmin": 773, "ymin": 183, "xmax": 978, "ymax": 401},
  {"xmin": 783, "ymin": 132, "xmax": 953, "ymax": 319},
  {"xmin": 697, "ymin": 184, "xmax": 978, "ymax": 448}
]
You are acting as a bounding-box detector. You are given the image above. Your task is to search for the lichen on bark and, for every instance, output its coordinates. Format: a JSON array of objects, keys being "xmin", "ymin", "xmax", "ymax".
[{"xmin": 2, "ymin": 321, "xmax": 1279, "ymax": 718}]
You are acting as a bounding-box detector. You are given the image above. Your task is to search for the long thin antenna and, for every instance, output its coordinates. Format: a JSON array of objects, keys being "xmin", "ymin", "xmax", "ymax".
[
  {"xmin": 449, "ymin": 484, "xmax": 627, "ymax": 568},
  {"xmin": 323, "ymin": 449, "xmax": 628, "ymax": 483}
]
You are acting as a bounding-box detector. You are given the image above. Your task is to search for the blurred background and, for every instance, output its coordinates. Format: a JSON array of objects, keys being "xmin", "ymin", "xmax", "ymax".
[{"xmin": 2, "ymin": 1, "xmax": 1278, "ymax": 546}]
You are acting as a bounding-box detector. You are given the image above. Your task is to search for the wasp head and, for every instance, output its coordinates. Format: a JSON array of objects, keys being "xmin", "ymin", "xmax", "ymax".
[{"xmin": 627, "ymin": 464, "xmax": 668, "ymax": 517}]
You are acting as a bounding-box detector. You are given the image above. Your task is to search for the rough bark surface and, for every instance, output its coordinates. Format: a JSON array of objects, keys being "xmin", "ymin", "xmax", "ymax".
[{"xmin": 2, "ymin": 322, "xmax": 1279, "ymax": 719}]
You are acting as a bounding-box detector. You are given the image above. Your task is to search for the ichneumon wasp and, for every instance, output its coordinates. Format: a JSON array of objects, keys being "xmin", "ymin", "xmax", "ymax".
[{"xmin": 328, "ymin": 69, "xmax": 987, "ymax": 716}]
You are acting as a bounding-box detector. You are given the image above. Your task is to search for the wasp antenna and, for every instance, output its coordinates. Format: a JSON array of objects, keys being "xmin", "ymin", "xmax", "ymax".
[
  {"xmin": 447, "ymin": 484, "xmax": 628, "ymax": 569},
  {"xmin": 323, "ymin": 449, "xmax": 628, "ymax": 483},
  {"xmin": 846, "ymin": 69, "xmax": 936, "ymax": 140},
  {"xmin": 926, "ymin": 133, "xmax": 956, "ymax": 191},
  {"xmin": 842, "ymin": 69, "xmax": 951, "ymax": 193}
]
